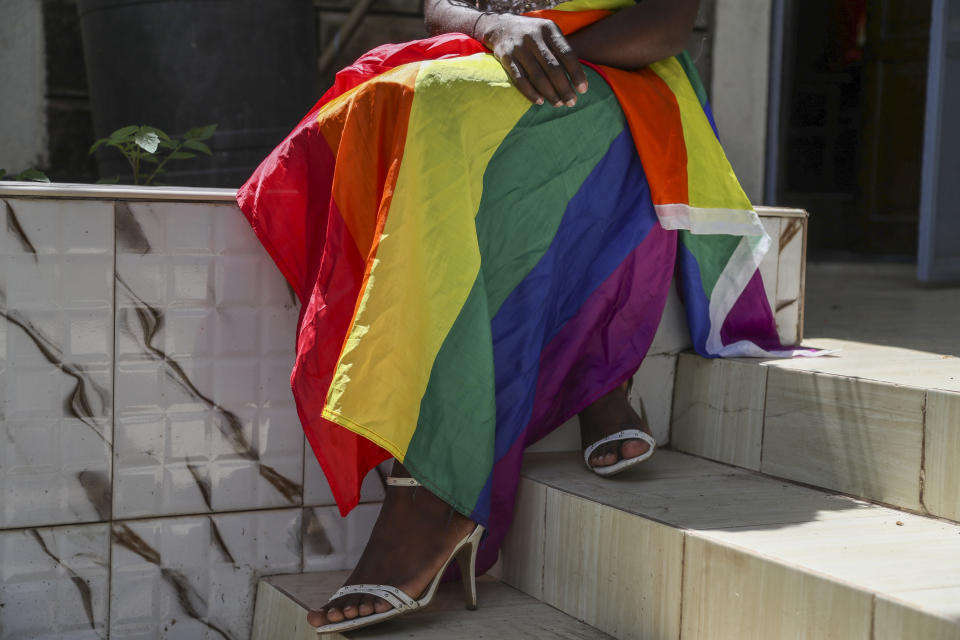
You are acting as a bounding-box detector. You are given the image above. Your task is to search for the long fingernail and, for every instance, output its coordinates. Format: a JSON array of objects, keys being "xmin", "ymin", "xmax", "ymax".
[
  {"xmin": 577, "ymin": 82, "xmax": 588, "ymax": 93},
  {"xmin": 536, "ymin": 97, "xmax": 544, "ymax": 105},
  {"xmin": 566, "ymin": 98, "xmax": 576, "ymax": 107},
  {"xmin": 553, "ymin": 100, "xmax": 563, "ymax": 107}
]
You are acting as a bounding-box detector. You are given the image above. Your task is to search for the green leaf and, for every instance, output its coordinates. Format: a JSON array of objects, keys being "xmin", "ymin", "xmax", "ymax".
[
  {"xmin": 96, "ymin": 176, "xmax": 121, "ymax": 184},
  {"xmin": 134, "ymin": 131, "xmax": 160, "ymax": 153},
  {"xmin": 138, "ymin": 154, "xmax": 161, "ymax": 164},
  {"xmin": 16, "ymin": 168, "xmax": 50, "ymax": 182},
  {"xmin": 89, "ymin": 138, "xmax": 109, "ymax": 154},
  {"xmin": 182, "ymin": 140, "xmax": 212, "ymax": 155},
  {"xmin": 157, "ymin": 139, "xmax": 176, "ymax": 149},
  {"xmin": 108, "ymin": 125, "xmax": 139, "ymax": 142},
  {"xmin": 168, "ymin": 151, "xmax": 196, "ymax": 160},
  {"xmin": 185, "ymin": 123, "xmax": 217, "ymax": 141},
  {"xmin": 143, "ymin": 126, "xmax": 172, "ymax": 142}
]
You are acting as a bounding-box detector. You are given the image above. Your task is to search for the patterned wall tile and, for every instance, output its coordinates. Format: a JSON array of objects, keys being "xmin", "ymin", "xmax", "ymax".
[
  {"xmin": 302, "ymin": 504, "xmax": 381, "ymax": 573},
  {"xmin": 112, "ymin": 202, "xmax": 304, "ymax": 519},
  {"xmin": 0, "ymin": 523, "xmax": 110, "ymax": 639},
  {"xmin": 109, "ymin": 509, "xmax": 302, "ymax": 640},
  {"xmin": 0, "ymin": 198, "xmax": 113, "ymax": 529}
]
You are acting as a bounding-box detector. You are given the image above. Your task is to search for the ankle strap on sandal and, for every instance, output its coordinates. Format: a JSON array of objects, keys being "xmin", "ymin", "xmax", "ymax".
[{"xmin": 386, "ymin": 476, "xmax": 421, "ymax": 487}]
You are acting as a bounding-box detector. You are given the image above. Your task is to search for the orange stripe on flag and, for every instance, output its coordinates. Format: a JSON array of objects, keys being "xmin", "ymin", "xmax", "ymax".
[
  {"xmin": 526, "ymin": 9, "xmax": 613, "ymax": 34},
  {"xmin": 590, "ymin": 63, "xmax": 689, "ymax": 206},
  {"xmin": 317, "ymin": 63, "xmax": 421, "ymax": 259}
]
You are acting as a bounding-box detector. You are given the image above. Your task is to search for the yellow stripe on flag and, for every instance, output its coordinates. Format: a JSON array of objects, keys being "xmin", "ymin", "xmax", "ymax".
[
  {"xmin": 322, "ymin": 53, "xmax": 531, "ymax": 459},
  {"xmin": 650, "ymin": 57, "xmax": 753, "ymax": 212},
  {"xmin": 551, "ymin": 0, "xmax": 636, "ymax": 11}
]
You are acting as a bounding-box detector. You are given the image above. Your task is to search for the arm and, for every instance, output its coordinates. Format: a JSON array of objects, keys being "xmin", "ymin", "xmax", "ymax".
[
  {"xmin": 424, "ymin": 0, "xmax": 588, "ymax": 107},
  {"xmin": 423, "ymin": 0, "xmax": 699, "ymax": 105},
  {"xmin": 566, "ymin": 0, "xmax": 700, "ymax": 70}
]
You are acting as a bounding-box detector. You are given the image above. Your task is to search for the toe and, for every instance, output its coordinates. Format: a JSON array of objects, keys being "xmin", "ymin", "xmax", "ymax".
[
  {"xmin": 589, "ymin": 442, "xmax": 617, "ymax": 467},
  {"xmin": 325, "ymin": 606, "xmax": 345, "ymax": 623},
  {"xmin": 341, "ymin": 595, "xmax": 363, "ymax": 620},
  {"xmin": 620, "ymin": 438, "xmax": 651, "ymax": 460},
  {"xmin": 307, "ymin": 609, "xmax": 328, "ymax": 627},
  {"xmin": 358, "ymin": 595, "xmax": 376, "ymax": 617},
  {"xmin": 373, "ymin": 597, "xmax": 393, "ymax": 614}
]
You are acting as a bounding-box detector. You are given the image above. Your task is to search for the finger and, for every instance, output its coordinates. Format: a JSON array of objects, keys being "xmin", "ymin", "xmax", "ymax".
[
  {"xmin": 502, "ymin": 54, "xmax": 544, "ymax": 105},
  {"xmin": 514, "ymin": 45, "xmax": 562, "ymax": 106},
  {"xmin": 533, "ymin": 43, "xmax": 577, "ymax": 106},
  {"xmin": 545, "ymin": 27, "xmax": 588, "ymax": 94}
]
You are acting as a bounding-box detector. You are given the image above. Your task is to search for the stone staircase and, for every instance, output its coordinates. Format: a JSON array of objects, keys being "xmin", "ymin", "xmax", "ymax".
[{"xmin": 248, "ymin": 207, "xmax": 960, "ymax": 639}]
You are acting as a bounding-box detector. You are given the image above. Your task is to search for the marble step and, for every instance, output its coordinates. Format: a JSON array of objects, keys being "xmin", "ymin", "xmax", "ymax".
[
  {"xmin": 496, "ymin": 450, "xmax": 960, "ymax": 640},
  {"xmin": 669, "ymin": 337, "xmax": 960, "ymax": 523},
  {"xmin": 251, "ymin": 570, "xmax": 614, "ymax": 640}
]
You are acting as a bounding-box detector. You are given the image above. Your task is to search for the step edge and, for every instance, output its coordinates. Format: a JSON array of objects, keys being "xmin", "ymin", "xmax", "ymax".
[{"xmin": 515, "ymin": 470, "xmax": 960, "ymax": 629}]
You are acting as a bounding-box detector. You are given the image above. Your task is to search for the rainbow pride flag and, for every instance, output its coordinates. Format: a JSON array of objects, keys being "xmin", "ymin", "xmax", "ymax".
[{"xmin": 238, "ymin": 0, "xmax": 807, "ymax": 573}]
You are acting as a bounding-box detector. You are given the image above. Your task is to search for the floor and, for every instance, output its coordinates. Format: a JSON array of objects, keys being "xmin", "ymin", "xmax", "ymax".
[{"xmin": 804, "ymin": 262, "xmax": 960, "ymax": 357}]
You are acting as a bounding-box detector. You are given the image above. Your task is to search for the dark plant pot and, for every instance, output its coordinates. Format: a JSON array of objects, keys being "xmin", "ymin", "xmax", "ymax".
[{"xmin": 77, "ymin": 0, "xmax": 317, "ymax": 187}]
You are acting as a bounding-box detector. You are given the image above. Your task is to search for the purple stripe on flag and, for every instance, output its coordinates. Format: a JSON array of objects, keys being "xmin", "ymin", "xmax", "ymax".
[
  {"xmin": 719, "ymin": 270, "xmax": 783, "ymax": 351},
  {"xmin": 473, "ymin": 223, "xmax": 677, "ymax": 575}
]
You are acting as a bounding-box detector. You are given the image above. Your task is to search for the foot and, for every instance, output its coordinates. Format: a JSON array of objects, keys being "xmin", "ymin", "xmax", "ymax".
[
  {"xmin": 579, "ymin": 381, "xmax": 653, "ymax": 469},
  {"xmin": 307, "ymin": 463, "xmax": 476, "ymax": 628}
]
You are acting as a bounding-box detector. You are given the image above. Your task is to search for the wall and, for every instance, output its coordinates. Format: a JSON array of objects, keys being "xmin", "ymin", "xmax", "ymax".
[
  {"xmin": 0, "ymin": 0, "xmax": 47, "ymax": 173},
  {"xmin": 315, "ymin": 0, "xmax": 428, "ymax": 91},
  {"xmin": 0, "ymin": 190, "xmax": 382, "ymax": 640},
  {"xmin": 711, "ymin": 0, "xmax": 772, "ymax": 204}
]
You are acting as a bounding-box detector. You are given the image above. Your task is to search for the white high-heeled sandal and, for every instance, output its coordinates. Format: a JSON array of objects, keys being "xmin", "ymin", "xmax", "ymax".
[
  {"xmin": 313, "ymin": 476, "xmax": 484, "ymax": 635},
  {"xmin": 583, "ymin": 429, "xmax": 657, "ymax": 477}
]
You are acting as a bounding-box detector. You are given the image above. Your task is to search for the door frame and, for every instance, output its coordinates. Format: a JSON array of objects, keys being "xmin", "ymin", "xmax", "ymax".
[
  {"xmin": 917, "ymin": 0, "xmax": 958, "ymax": 281},
  {"xmin": 764, "ymin": 0, "xmax": 789, "ymax": 205}
]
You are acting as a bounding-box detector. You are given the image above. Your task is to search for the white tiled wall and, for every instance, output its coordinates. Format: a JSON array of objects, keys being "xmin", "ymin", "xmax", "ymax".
[
  {"xmin": 1, "ymin": 199, "xmax": 114, "ymax": 530},
  {"xmin": 0, "ymin": 523, "xmax": 111, "ymax": 639},
  {"xmin": 0, "ymin": 196, "xmax": 380, "ymax": 640},
  {"xmin": 112, "ymin": 201, "xmax": 303, "ymax": 520}
]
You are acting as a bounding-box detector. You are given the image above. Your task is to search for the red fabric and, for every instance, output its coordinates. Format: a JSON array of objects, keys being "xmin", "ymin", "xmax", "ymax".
[{"xmin": 239, "ymin": 38, "xmax": 471, "ymax": 514}]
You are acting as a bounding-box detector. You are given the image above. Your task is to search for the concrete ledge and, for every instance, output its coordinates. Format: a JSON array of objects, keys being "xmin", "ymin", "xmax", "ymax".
[
  {"xmin": 0, "ymin": 181, "xmax": 237, "ymax": 202},
  {"xmin": 500, "ymin": 450, "xmax": 960, "ymax": 640}
]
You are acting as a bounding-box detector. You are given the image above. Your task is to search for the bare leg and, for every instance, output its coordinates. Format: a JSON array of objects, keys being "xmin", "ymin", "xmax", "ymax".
[{"xmin": 307, "ymin": 462, "xmax": 476, "ymax": 626}]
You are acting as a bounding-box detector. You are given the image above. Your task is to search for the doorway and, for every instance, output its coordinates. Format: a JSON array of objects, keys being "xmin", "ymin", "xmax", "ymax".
[{"xmin": 773, "ymin": 0, "xmax": 932, "ymax": 258}]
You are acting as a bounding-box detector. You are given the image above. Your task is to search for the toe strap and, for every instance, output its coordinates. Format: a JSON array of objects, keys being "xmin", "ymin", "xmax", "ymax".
[
  {"xmin": 583, "ymin": 429, "xmax": 656, "ymax": 467},
  {"xmin": 328, "ymin": 584, "xmax": 419, "ymax": 612}
]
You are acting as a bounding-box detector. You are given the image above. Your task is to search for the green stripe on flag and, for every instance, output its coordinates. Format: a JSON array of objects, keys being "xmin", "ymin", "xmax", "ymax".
[
  {"xmin": 405, "ymin": 68, "xmax": 627, "ymax": 512},
  {"xmin": 403, "ymin": 276, "xmax": 497, "ymax": 517},
  {"xmin": 676, "ymin": 52, "xmax": 710, "ymax": 111},
  {"xmin": 680, "ymin": 230, "xmax": 743, "ymax": 298},
  {"xmin": 476, "ymin": 68, "xmax": 626, "ymax": 317}
]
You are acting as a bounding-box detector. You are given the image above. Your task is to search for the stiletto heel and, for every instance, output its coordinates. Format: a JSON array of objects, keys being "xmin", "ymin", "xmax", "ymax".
[
  {"xmin": 455, "ymin": 524, "xmax": 483, "ymax": 610},
  {"xmin": 313, "ymin": 476, "xmax": 484, "ymax": 635}
]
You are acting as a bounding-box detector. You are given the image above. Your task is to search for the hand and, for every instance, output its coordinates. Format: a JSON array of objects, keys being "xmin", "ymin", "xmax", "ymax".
[{"xmin": 476, "ymin": 13, "xmax": 588, "ymax": 107}]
